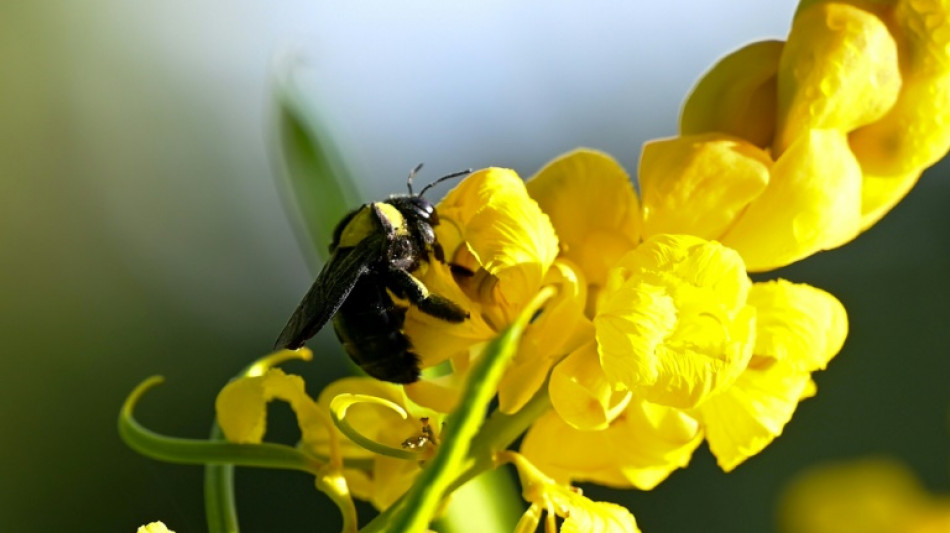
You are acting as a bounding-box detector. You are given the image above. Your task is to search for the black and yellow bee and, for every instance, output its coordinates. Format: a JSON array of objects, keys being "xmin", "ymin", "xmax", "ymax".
[{"xmin": 274, "ymin": 165, "xmax": 470, "ymax": 383}]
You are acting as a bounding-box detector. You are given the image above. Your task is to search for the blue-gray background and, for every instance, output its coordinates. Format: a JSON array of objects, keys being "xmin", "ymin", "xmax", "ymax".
[{"xmin": 2, "ymin": 2, "xmax": 948, "ymax": 531}]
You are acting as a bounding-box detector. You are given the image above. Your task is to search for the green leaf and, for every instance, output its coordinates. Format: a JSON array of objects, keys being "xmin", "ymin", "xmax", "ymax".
[{"xmin": 273, "ymin": 81, "xmax": 363, "ymax": 266}]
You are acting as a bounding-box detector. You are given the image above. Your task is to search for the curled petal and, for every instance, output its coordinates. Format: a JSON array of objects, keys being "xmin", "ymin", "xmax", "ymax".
[
  {"xmin": 749, "ymin": 280, "xmax": 848, "ymax": 372},
  {"xmin": 438, "ymin": 167, "xmax": 559, "ymax": 313},
  {"xmin": 548, "ymin": 341, "xmax": 631, "ymax": 431},
  {"xmin": 860, "ymin": 169, "xmax": 922, "ymax": 229},
  {"xmin": 595, "ymin": 235, "xmax": 755, "ymax": 409},
  {"xmin": 698, "ymin": 358, "xmax": 815, "ymax": 472},
  {"xmin": 776, "ymin": 2, "xmax": 901, "ymax": 153},
  {"xmin": 721, "ymin": 129, "xmax": 862, "ymax": 271},
  {"xmin": 317, "ymin": 377, "xmax": 439, "ymax": 455},
  {"xmin": 215, "ymin": 369, "xmax": 323, "ymax": 445},
  {"xmin": 527, "ymin": 149, "xmax": 641, "ymax": 286},
  {"xmin": 895, "ymin": 0, "xmax": 950, "ymax": 76},
  {"xmin": 521, "ymin": 399, "xmax": 702, "ymax": 491},
  {"xmin": 639, "ymin": 134, "xmax": 770, "ymax": 241},
  {"xmin": 498, "ymin": 259, "xmax": 590, "ymax": 414},
  {"xmin": 680, "ymin": 40, "xmax": 784, "ymax": 147},
  {"xmin": 404, "ymin": 168, "xmax": 559, "ymax": 369},
  {"xmin": 328, "ymin": 393, "xmax": 423, "ymax": 460},
  {"xmin": 850, "ymin": 72, "xmax": 950, "ymax": 176}
]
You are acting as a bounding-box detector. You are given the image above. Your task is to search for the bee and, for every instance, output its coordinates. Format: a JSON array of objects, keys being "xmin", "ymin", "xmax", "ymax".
[{"xmin": 274, "ymin": 165, "xmax": 470, "ymax": 383}]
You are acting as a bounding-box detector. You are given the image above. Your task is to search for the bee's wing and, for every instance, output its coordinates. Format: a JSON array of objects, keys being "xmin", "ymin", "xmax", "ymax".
[{"xmin": 273, "ymin": 235, "xmax": 384, "ymax": 350}]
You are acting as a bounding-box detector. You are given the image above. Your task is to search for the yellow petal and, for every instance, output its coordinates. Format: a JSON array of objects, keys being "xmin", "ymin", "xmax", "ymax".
[
  {"xmin": 317, "ymin": 377, "xmax": 437, "ymax": 453},
  {"xmin": 850, "ymin": 72, "xmax": 950, "ymax": 176},
  {"xmin": 403, "ymin": 353, "xmax": 469, "ymax": 414},
  {"xmin": 558, "ymin": 496, "xmax": 640, "ymax": 533},
  {"xmin": 595, "ymin": 235, "xmax": 755, "ymax": 409},
  {"xmin": 137, "ymin": 522, "xmax": 174, "ymax": 533},
  {"xmin": 521, "ymin": 398, "xmax": 703, "ymax": 491},
  {"xmin": 680, "ymin": 40, "xmax": 784, "ymax": 147},
  {"xmin": 508, "ymin": 451, "xmax": 641, "ymax": 533},
  {"xmin": 498, "ymin": 259, "xmax": 590, "ymax": 414},
  {"xmin": 613, "ymin": 398, "xmax": 704, "ymax": 490},
  {"xmin": 895, "ymin": 0, "xmax": 950, "ymax": 77},
  {"xmin": 215, "ymin": 369, "xmax": 318, "ymax": 444},
  {"xmin": 639, "ymin": 134, "xmax": 770, "ymax": 241},
  {"xmin": 369, "ymin": 455, "xmax": 421, "ymax": 510},
  {"xmin": 548, "ymin": 341, "xmax": 631, "ymax": 431},
  {"xmin": 776, "ymin": 2, "xmax": 901, "ymax": 153},
  {"xmin": 748, "ymin": 279, "xmax": 848, "ymax": 372},
  {"xmin": 342, "ymin": 467, "xmax": 375, "ymax": 503},
  {"xmin": 698, "ymin": 358, "xmax": 815, "ymax": 472},
  {"xmin": 438, "ymin": 167, "xmax": 559, "ymax": 312},
  {"xmin": 721, "ymin": 128, "xmax": 863, "ymax": 271},
  {"xmin": 526, "ymin": 148, "xmax": 641, "ymax": 287},
  {"xmin": 404, "ymin": 260, "xmax": 495, "ymax": 369},
  {"xmin": 860, "ymin": 169, "xmax": 922, "ymax": 229}
]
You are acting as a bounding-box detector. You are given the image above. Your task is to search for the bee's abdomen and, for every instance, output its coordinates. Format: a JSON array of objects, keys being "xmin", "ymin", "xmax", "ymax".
[{"xmin": 332, "ymin": 275, "xmax": 421, "ymax": 384}]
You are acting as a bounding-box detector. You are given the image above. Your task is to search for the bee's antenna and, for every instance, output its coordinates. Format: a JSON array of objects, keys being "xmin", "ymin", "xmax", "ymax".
[
  {"xmin": 418, "ymin": 168, "xmax": 472, "ymax": 198},
  {"xmin": 406, "ymin": 163, "xmax": 425, "ymax": 196}
]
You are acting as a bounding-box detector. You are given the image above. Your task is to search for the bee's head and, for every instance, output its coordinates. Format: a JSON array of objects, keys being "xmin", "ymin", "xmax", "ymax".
[
  {"xmin": 389, "ymin": 194, "xmax": 439, "ymax": 225},
  {"xmin": 394, "ymin": 164, "xmax": 472, "ymax": 225}
]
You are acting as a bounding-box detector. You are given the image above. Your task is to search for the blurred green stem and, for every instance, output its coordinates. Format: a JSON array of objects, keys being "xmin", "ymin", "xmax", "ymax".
[{"xmin": 362, "ymin": 288, "xmax": 556, "ymax": 533}]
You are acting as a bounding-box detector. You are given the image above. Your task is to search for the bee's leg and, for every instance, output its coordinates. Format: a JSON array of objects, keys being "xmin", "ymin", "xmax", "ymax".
[{"xmin": 386, "ymin": 269, "xmax": 468, "ymax": 322}]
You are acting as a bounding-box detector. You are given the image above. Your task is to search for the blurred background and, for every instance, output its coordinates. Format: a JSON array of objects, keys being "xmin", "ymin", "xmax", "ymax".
[{"xmin": 2, "ymin": 1, "xmax": 948, "ymax": 531}]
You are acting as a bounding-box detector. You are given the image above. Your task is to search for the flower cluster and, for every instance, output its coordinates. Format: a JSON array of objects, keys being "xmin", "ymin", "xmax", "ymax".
[
  {"xmin": 651, "ymin": 0, "xmax": 950, "ymax": 271},
  {"xmin": 399, "ymin": 151, "xmax": 846, "ymax": 491},
  {"xmin": 121, "ymin": 1, "xmax": 950, "ymax": 532}
]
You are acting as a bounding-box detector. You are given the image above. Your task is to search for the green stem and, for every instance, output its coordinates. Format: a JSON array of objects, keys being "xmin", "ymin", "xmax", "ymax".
[
  {"xmin": 119, "ymin": 377, "xmax": 320, "ymax": 473},
  {"xmin": 363, "ymin": 287, "xmax": 555, "ymax": 532},
  {"xmin": 204, "ymin": 423, "xmax": 239, "ymax": 533},
  {"xmin": 446, "ymin": 387, "xmax": 552, "ymax": 496}
]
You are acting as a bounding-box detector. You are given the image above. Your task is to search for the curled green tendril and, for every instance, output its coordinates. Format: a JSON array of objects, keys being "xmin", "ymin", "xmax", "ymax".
[
  {"xmin": 329, "ymin": 393, "xmax": 426, "ymax": 461},
  {"xmin": 119, "ymin": 376, "xmax": 319, "ymax": 473}
]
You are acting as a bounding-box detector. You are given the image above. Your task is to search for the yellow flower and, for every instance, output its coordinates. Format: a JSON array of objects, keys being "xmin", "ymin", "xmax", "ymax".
[
  {"xmin": 521, "ymin": 398, "xmax": 702, "ymax": 491},
  {"xmin": 501, "ymin": 451, "xmax": 641, "ymax": 533},
  {"xmin": 136, "ymin": 522, "xmax": 174, "ymax": 533},
  {"xmin": 215, "ymin": 369, "xmax": 442, "ymax": 510},
  {"xmin": 642, "ymin": 0, "xmax": 950, "ymax": 271},
  {"xmin": 402, "ymin": 166, "xmax": 588, "ymax": 414},
  {"xmin": 398, "ymin": 149, "xmax": 849, "ymax": 489},
  {"xmin": 779, "ymin": 457, "xmax": 950, "ymax": 533},
  {"xmin": 525, "ymin": 148, "xmax": 641, "ymax": 291},
  {"xmin": 317, "ymin": 377, "xmax": 444, "ymax": 510},
  {"xmin": 517, "ymin": 159, "xmax": 848, "ymax": 481},
  {"xmin": 215, "ymin": 368, "xmax": 327, "ymax": 449},
  {"xmin": 594, "ymin": 234, "xmax": 755, "ymax": 410},
  {"xmin": 696, "ymin": 279, "xmax": 847, "ymax": 472}
]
